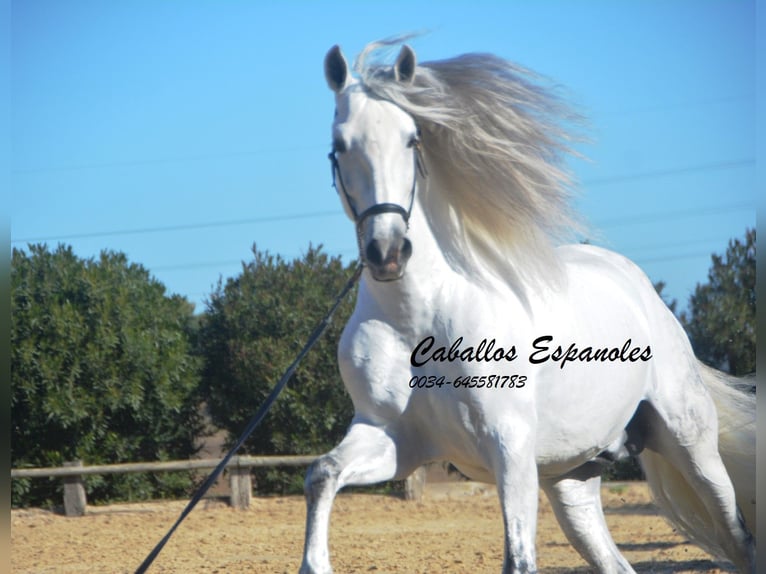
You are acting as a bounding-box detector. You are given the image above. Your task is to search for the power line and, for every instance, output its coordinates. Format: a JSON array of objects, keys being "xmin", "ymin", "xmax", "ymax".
[
  {"xmin": 596, "ymin": 201, "xmax": 753, "ymax": 228},
  {"xmin": 583, "ymin": 158, "xmax": 754, "ymax": 187},
  {"xmin": 619, "ymin": 235, "xmax": 729, "ymax": 254},
  {"xmin": 14, "ymin": 197, "xmax": 751, "ymax": 246},
  {"xmin": 12, "ymin": 93, "xmax": 752, "ymax": 175},
  {"xmin": 11, "ymin": 145, "xmax": 329, "ymax": 175},
  {"xmin": 153, "ymin": 260, "xmax": 244, "ymax": 272},
  {"xmin": 151, "ymin": 241, "xmax": 721, "ymax": 276},
  {"xmin": 151, "ymin": 249, "xmax": 358, "ymax": 274},
  {"xmin": 634, "ymin": 250, "xmax": 716, "ymax": 265},
  {"xmin": 152, "ymin": 246, "xmax": 717, "ymax": 312},
  {"xmin": 12, "ymin": 198, "xmax": 752, "ymax": 245},
  {"xmin": 597, "ymin": 94, "xmax": 754, "ymax": 119},
  {"xmin": 11, "ymin": 210, "xmax": 342, "ymax": 243},
  {"xmin": 11, "ymin": 159, "xmax": 754, "ymax": 244}
]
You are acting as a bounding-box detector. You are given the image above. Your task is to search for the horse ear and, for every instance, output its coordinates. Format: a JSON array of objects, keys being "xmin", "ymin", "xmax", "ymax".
[
  {"xmin": 394, "ymin": 45, "xmax": 416, "ymax": 84},
  {"xmin": 325, "ymin": 45, "xmax": 350, "ymax": 93}
]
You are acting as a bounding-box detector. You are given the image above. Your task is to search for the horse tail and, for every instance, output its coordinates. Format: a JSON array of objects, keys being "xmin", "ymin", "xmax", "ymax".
[
  {"xmin": 697, "ymin": 362, "xmax": 757, "ymax": 538},
  {"xmin": 639, "ymin": 361, "xmax": 756, "ymax": 560}
]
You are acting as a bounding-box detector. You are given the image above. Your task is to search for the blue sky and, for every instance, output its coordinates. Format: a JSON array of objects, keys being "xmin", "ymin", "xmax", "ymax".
[{"xmin": 11, "ymin": 1, "xmax": 756, "ymax": 314}]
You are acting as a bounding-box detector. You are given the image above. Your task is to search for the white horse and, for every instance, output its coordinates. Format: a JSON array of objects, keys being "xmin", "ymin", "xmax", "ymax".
[{"xmin": 301, "ymin": 40, "xmax": 756, "ymax": 574}]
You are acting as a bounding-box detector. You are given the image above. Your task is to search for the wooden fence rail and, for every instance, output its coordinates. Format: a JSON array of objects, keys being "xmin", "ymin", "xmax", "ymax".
[{"xmin": 11, "ymin": 456, "xmax": 426, "ymax": 516}]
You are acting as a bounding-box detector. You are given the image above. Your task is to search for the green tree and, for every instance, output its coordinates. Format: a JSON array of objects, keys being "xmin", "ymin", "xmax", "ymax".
[
  {"xmin": 11, "ymin": 244, "xmax": 203, "ymax": 507},
  {"xmin": 681, "ymin": 229, "xmax": 756, "ymax": 376},
  {"xmin": 199, "ymin": 245, "xmax": 357, "ymax": 494}
]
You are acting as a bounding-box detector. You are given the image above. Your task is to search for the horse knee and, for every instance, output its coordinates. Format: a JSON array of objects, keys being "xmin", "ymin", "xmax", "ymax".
[{"xmin": 304, "ymin": 456, "xmax": 340, "ymax": 502}]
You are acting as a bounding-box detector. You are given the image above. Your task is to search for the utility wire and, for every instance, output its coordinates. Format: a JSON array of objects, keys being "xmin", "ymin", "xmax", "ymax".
[
  {"xmin": 583, "ymin": 158, "xmax": 754, "ymax": 187},
  {"xmin": 634, "ymin": 250, "xmax": 719, "ymax": 265},
  {"xmin": 11, "ymin": 145, "xmax": 329, "ymax": 175},
  {"xmin": 13, "ymin": 198, "xmax": 751, "ymax": 246},
  {"xmin": 176, "ymin": 246, "xmax": 722, "ymax": 307},
  {"xmin": 151, "ymin": 233, "xmax": 733, "ymax": 276},
  {"xmin": 152, "ymin": 250, "xmax": 358, "ymax": 274},
  {"xmin": 12, "ymin": 94, "xmax": 752, "ymax": 175},
  {"xmin": 163, "ymin": 251, "xmax": 710, "ymax": 275},
  {"xmin": 11, "ymin": 159, "xmax": 754, "ymax": 244},
  {"xmin": 12, "ymin": 210, "xmax": 341, "ymax": 243},
  {"xmin": 596, "ymin": 201, "xmax": 753, "ymax": 228},
  {"xmin": 153, "ymin": 259, "xmax": 245, "ymax": 272},
  {"xmin": 618, "ymin": 235, "xmax": 733, "ymax": 254}
]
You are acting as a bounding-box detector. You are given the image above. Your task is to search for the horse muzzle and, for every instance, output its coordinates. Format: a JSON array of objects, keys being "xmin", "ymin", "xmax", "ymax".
[{"xmin": 364, "ymin": 236, "xmax": 413, "ymax": 281}]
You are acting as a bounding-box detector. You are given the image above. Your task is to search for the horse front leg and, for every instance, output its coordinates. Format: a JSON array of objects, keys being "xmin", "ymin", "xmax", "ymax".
[
  {"xmin": 491, "ymin": 423, "xmax": 539, "ymax": 574},
  {"xmin": 300, "ymin": 420, "xmax": 400, "ymax": 574}
]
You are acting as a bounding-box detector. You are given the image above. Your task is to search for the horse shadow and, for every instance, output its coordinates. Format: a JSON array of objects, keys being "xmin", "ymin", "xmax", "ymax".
[
  {"xmin": 541, "ymin": 538, "xmax": 736, "ymax": 573},
  {"xmin": 543, "ymin": 558, "xmax": 734, "ymax": 573}
]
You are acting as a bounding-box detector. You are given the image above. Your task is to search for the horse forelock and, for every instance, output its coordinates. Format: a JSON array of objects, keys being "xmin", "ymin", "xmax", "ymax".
[{"xmin": 354, "ymin": 41, "xmax": 586, "ymax": 291}]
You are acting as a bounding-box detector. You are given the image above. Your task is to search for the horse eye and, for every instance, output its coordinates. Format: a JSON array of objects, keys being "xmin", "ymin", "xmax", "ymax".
[
  {"xmin": 332, "ymin": 137, "xmax": 347, "ymax": 154},
  {"xmin": 407, "ymin": 134, "xmax": 421, "ymax": 149}
]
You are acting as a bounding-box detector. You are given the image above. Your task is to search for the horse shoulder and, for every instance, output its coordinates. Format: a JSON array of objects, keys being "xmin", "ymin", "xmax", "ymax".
[{"xmin": 337, "ymin": 310, "xmax": 415, "ymax": 421}]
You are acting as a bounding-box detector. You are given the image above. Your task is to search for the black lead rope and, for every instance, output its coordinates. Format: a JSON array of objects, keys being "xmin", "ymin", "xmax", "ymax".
[{"xmin": 135, "ymin": 263, "xmax": 364, "ymax": 574}]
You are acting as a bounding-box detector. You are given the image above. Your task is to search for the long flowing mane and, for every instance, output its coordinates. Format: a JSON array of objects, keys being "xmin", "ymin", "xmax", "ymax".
[{"xmin": 354, "ymin": 40, "xmax": 584, "ymax": 291}]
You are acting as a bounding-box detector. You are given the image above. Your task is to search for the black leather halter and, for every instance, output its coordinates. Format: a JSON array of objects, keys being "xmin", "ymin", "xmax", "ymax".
[{"xmin": 328, "ymin": 137, "xmax": 427, "ymax": 232}]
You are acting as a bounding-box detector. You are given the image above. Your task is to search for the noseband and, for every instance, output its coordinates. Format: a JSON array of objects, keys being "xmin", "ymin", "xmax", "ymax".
[{"xmin": 328, "ymin": 137, "xmax": 428, "ymax": 236}]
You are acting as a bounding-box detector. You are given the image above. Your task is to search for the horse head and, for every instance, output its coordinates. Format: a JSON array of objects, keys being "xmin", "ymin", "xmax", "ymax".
[{"xmin": 325, "ymin": 44, "xmax": 423, "ymax": 282}]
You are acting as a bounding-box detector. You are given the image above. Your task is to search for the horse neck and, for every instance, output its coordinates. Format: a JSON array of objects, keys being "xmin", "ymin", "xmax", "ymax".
[
  {"xmin": 357, "ymin": 195, "xmax": 537, "ymax": 326},
  {"xmin": 358, "ymin": 198, "xmax": 453, "ymax": 322}
]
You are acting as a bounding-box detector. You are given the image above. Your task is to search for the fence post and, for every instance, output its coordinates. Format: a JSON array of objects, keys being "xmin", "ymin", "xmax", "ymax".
[
  {"xmin": 229, "ymin": 456, "xmax": 252, "ymax": 510},
  {"xmin": 404, "ymin": 466, "xmax": 426, "ymax": 501},
  {"xmin": 63, "ymin": 460, "xmax": 87, "ymax": 517}
]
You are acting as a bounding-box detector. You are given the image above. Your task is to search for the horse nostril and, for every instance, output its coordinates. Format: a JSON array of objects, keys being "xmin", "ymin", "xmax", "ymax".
[
  {"xmin": 365, "ymin": 240, "xmax": 385, "ymax": 266},
  {"xmin": 365, "ymin": 238, "xmax": 412, "ymax": 269},
  {"xmin": 401, "ymin": 238, "xmax": 413, "ymax": 261}
]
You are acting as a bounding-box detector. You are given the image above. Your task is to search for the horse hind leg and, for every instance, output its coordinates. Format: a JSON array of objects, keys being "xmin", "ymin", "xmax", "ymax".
[
  {"xmin": 637, "ymin": 397, "xmax": 755, "ymax": 573},
  {"xmin": 541, "ymin": 462, "xmax": 635, "ymax": 574},
  {"xmin": 300, "ymin": 420, "xmax": 407, "ymax": 574}
]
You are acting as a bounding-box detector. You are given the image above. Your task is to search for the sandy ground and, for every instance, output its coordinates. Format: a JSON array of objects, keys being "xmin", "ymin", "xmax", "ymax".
[{"xmin": 11, "ymin": 481, "xmax": 734, "ymax": 573}]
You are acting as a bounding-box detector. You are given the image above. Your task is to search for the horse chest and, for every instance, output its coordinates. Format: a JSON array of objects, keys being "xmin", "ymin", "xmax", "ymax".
[{"xmin": 337, "ymin": 318, "xmax": 414, "ymax": 420}]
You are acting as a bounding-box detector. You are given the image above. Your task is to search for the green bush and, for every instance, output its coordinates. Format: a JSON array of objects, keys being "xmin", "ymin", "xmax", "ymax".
[
  {"xmin": 199, "ymin": 245, "xmax": 357, "ymax": 494},
  {"xmin": 682, "ymin": 228, "xmax": 756, "ymax": 376},
  {"xmin": 11, "ymin": 244, "xmax": 203, "ymax": 507}
]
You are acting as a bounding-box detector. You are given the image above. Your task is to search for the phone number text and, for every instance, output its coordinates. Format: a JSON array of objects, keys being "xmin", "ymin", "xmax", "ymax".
[{"xmin": 408, "ymin": 374, "xmax": 526, "ymax": 389}]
